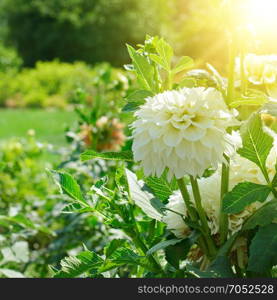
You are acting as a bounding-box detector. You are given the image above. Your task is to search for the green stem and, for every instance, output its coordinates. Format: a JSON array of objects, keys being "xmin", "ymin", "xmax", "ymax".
[
  {"xmin": 127, "ymin": 228, "xmax": 164, "ymax": 274},
  {"xmin": 219, "ymin": 156, "xmax": 230, "ymax": 245},
  {"xmin": 177, "ymin": 178, "xmax": 197, "ymax": 221},
  {"xmin": 189, "ymin": 176, "xmax": 217, "ymax": 258},
  {"xmin": 177, "ymin": 178, "xmax": 210, "ymax": 257}
]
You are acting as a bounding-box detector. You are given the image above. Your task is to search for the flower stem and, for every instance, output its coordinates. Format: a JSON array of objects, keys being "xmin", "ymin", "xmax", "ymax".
[
  {"xmin": 177, "ymin": 178, "xmax": 197, "ymax": 221},
  {"xmin": 219, "ymin": 156, "xmax": 230, "ymax": 245},
  {"xmin": 189, "ymin": 176, "xmax": 217, "ymax": 258},
  {"xmin": 177, "ymin": 178, "xmax": 210, "ymax": 257}
]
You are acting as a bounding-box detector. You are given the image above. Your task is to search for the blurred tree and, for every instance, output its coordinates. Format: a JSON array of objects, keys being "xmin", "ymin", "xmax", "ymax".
[{"xmin": 2, "ymin": 0, "xmax": 170, "ymax": 67}]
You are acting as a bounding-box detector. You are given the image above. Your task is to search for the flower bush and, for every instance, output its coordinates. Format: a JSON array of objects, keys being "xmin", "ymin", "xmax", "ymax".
[{"xmin": 48, "ymin": 35, "xmax": 277, "ymax": 278}]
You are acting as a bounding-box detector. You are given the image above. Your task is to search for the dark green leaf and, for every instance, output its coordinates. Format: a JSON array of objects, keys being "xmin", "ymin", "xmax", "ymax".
[
  {"xmin": 104, "ymin": 239, "xmax": 127, "ymax": 258},
  {"xmin": 248, "ymin": 223, "xmax": 277, "ymax": 273},
  {"xmin": 51, "ymin": 170, "xmax": 86, "ymax": 206},
  {"xmin": 145, "ymin": 173, "xmax": 178, "ymax": 202},
  {"xmin": 223, "ymin": 182, "xmax": 271, "ymax": 214},
  {"xmin": 242, "ymin": 199, "xmax": 277, "ymax": 230}
]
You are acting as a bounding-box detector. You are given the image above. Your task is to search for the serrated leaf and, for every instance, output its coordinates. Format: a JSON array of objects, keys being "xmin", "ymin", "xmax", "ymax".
[
  {"xmin": 81, "ymin": 150, "xmax": 133, "ymax": 162},
  {"xmin": 145, "ymin": 173, "xmax": 178, "ymax": 202},
  {"xmin": 223, "ymin": 182, "xmax": 271, "ymax": 214},
  {"xmin": 51, "ymin": 170, "xmax": 86, "ymax": 206},
  {"xmin": 54, "ymin": 251, "xmax": 103, "ymax": 278},
  {"xmin": 238, "ymin": 113, "xmax": 273, "ymax": 177},
  {"xmin": 173, "ymin": 56, "xmax": 194, "ymax": 74},
  {"xmin": 242, "ymin": 199, "xmax": 277, "ymax": 230},
  {"xmin": 248, "ymin": 223, "xmax": 277, "ymax": 273},
  {"xmin": 127, "ymin": 45, "xmax": 155, "ymax": 91},
  {"xmin": 125, "ymin": 169, "xmax": 162, "ymax": 221}
]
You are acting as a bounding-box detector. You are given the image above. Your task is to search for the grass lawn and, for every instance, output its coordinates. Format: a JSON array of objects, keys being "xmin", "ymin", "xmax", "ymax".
[{"xmin": 0, "ymin": 109, "xmax": 76, "ymax": 146}]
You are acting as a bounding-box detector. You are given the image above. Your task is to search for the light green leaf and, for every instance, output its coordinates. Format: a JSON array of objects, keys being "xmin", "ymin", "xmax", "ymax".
[
  {"xmin": 248, "ymin": 223, "xmax": 277, "ymax": 273},
  {"xmin": 81, "ymin": 150, "xmax": 133, "ymax": 162},
  {"xmin": 238, "ymin": 113, "xmax": 273, "ymax": 177},
  {"xmin": 51, "ymin": 170, "xmax": 87, "ymax": 206},
  {"xmin": 153, "ymin": 38, "xmax": 173, "ymax": 71},
  {"xmin": 145, "ymin": 173, "xmax": 178, "ymax": 202},
  {"xmin": 54, "ymin": 251, "xmax": 104, "ymax": 278},
  {"xmin": 125, "ymin": 90, "xmax": 153, "ymax": 103},
  {"xmin": 223, "ymin": 182, "xmax": 271, "ymax": 214},
  {"xmin": 127, "ymin": 45, "xmax": 155, "ymax": 91},
  {"xmin": 173, "ymin": 56, "xmax": 194, "ymax": 74},
  {"xmin": 242, "ymin": 199, "xmax": 277, "ymax": 231}
]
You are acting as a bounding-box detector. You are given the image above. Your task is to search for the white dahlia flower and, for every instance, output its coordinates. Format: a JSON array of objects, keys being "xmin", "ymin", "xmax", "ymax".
[
  {"xmin": 132, "ymin": 87, "xmax": 238, "ymax": 179},
  {"xmin": 163, "ymin": 135, "xmax": 277, "ymax": 237}
]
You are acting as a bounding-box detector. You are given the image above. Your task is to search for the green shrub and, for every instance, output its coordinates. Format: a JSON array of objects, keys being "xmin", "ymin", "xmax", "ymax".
[
  {"xmin": 0, "ymin": 61, "xmax": 133, "ymax": 108},
  {"xmin": 0, "ymin": 44, "xmax": 22, "ymax": 72}
]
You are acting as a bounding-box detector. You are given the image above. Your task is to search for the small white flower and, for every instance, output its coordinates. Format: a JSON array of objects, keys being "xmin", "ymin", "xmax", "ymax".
[
  {"xmin": 132, "ymin": 87, "xmax": 238, "ymax": 179},
  {"xmin": 236, "ymin": 54, "xmax": 277, "ymax": 85}
]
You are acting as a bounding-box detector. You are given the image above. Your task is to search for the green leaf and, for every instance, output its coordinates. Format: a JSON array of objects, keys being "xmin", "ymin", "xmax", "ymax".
[
  {"xmin": 122, "ymin": 101, "xmax": 145, "ymax": 112},
  {"xmin": 51, "ymin": 170, "xmax": 87, "ymax": 206},
  {"xmin": 242, "ymin": 199, "xmax": 277, "ymax": 231},
  {"xmin": 123, "ymin": 90, "xmax": 153, "ymax": 112},
  {"xmin": 223, "ymin": 182, "xmax": 272, "ymax": 214},
  {"xmin": 127, "ymin": 45, "xmax": 155, "ymax": 91},
  {"xmin": 272, "ymin": 173, "xmax": 277, "ymax": 187},
  {"xmin": 165, "ymin": 238, "xmax": 195, "ymax": 269},
  {"xmin": 100, "ymin": 248, "xmax": 154, "ymax": 273},
  {"xmin": 62, "ymin": 203, "xmax": 94, "ymax": 214},
  {"xmin": 173, "ymin": 56, "xmax": 194, "ymax": 74},
  {"xmin": 147, "ymin": 239, "xmax": 182, "ymax": 256},
  {"xmin": 238, "ymin": 113, "xmax": 273, "ymax": 177},
  {"xmin": 125, "ymin": 90, "xmax": 154, "ymax": 102},
  {"xmin": 104, "ymin": 239, "xmax": 127, "ymax": 258},
  {"xmin": 151, "ymin": 38, "xmax": 173, "ymax": 71},
  {"xmin": 81, "ymin": 150, "xmax": 133, "ymax": 162},
  {"xmin": 248, "ymin": 223, "xmax": 277, "ymax": 273},
  {"xmin": 54, "ymin": 251, "xmax": 104, "ymax": 278},
  {"xmin": 145, "ymin": 173, "xmax": 178, "ymax": 202}
]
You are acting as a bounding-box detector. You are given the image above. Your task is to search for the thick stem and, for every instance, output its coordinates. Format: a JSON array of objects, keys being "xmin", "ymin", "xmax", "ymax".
[
  {"xmin": 189, "ymin": 176, "xmax": 217, "ymax": 258},
  {"xmin": 177, "ymin": 178, "xmax": 210, "ymax": 257},
  {"xmin": 219, "ymin": 156, "xmax": 230, "ymax": 245}
]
